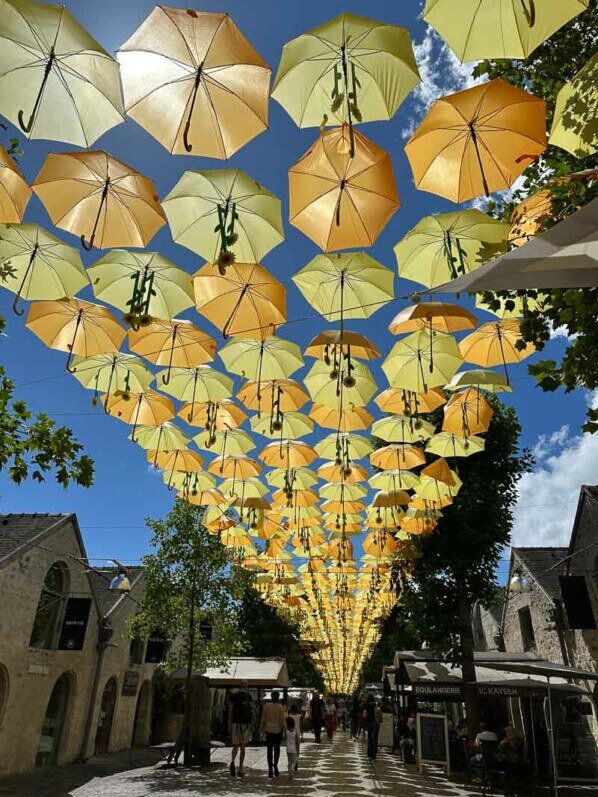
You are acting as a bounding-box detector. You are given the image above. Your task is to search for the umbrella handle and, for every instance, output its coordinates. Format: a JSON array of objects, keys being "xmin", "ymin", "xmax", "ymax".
[
  {"xmin": 65, "ymin": 310, "xmax": 83, "ymax": 373},
  {"xmin": 12, "ymin": 243, "xmax": 40, "ymax": 316},
  {"xmin": 521, "ymin": 0, "xmax": 536, "ymax": 26},
  {"xmin": 183, "ymin": 61, "xmax": 205, "ymax": 152},
  {"xmin": 81, "ymin": 179, "xmax": 110, "ymax": 251}
]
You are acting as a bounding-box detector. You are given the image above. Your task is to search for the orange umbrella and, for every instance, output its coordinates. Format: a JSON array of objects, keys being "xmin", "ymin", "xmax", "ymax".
[
  {"xmin": 117, "ymin": 7, "xmax": 270, "ymax": 158},
  {"xmin": 363, "ymin": 531, "xmax": 397, "ymax": 558},
  {"xmin": 443, "ymin": 387, "xmax": 494, "ymax": 436},
  {"xmin": 181, "ymin": 487, "xmax": 226, "ymax": 507},
  {"xmin": 179, "ymin": 399, "xmax": 247, "ymax": 430},
  {"xmin": 421, "ymin": 458, "xmax": 455, "ymax": 486},
  {"xmin": 32, "ymin": 151, "xmax": 166, "ymax": 250},
  {"xmin": 401, "ymin": 516, "xmax": 437, "ymax": 535},
  {"xmin": 272, "ymin": 489, "xmax": 319, "ymax": 509},
  {"xmin": 321, "ymin": 499, "xmax": 366, "ymax": 514},
  {"xmin": 237, "ymin": 379, "xmax": 309, "ymax": 414},
  {"xmin": 0, "ymin": 145, "xmax": 31, "ymax": 222},
  {"xmin": 389, "ymin": 302, "xmax": 477, "ymax": 335},
  {"xmin": 375, "ymin": 386, "xmax": 446, "ymax": 415},
  {"xmin": 128, "ymin": 318, "xmax": 216, "ymax": 384},
  {"xmin": 305, "ymin": 329, "xmax": 381, "ymax": 361},
  {"xmin": 104, "ymin": 390, "xmax": 175, "ymax": 436},
  {"xmin": 260, "ymin": 440, "xmax": 317, "ymax": 469},
  {"xmin": 405, "ymin": 79, "xmax": 546, "ymax": 202},
  {"xmin": 328, "ymin": 537, "xmax": 354, "ymax": 561},
  {"xmin": 25, "ymin": 298, "xmax": 125, "ymax": 371},
  {"xmin": 289, "ymin": 124, "xmax": 400, "ymax": 251},
  {"xmin": 370, "ymin": 444, "xmax": 426, "ymax": 471},
  {"xmin": 459, "ymin": 319, "xmax": 535, "ymax": 384},
  {"xmin": 193, "ymin": 262, "xmax": 286, "ymax": 340},
  {"xmin": 317, "ymin": 461, "xmax": 369, "ymax": 484},
  {"xmin": 372, "ymin": 490, "xmax": 412, "ymax": 507},
  {"xmin": 309, "ymin": 403, "xmax": 373, "ymax": 433}
]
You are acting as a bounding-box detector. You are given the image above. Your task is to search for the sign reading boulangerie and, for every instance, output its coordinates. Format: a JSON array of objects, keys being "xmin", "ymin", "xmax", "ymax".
[{"xmin": 58, "ymin": 598, "xmax": 92, "ymax": 650}]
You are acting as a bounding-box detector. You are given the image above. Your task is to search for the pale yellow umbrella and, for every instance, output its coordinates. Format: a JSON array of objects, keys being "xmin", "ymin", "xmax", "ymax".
[
  {"xmin": 266, "ymin": 467, "xmax": 318, "ymax": 491},
  {"xmin": 382, "ymin": 330, "xmax": 462, "ymax": 393},
  {"xmin": 130, "ymin": 421, "xmax": 188, "ymax": 452},
  {"xmin": 304, "ymin": 359, "xmax": 377, "ymax": 407},
  {"xmin": 32, "ymin": 151, "xmax": 166, "ymax": 251},
  {"xmin": 368, "ymin": 469, "xmax": 420, "ymax": 491},
  {"xmin": 220, "ymin": 477, "xmax": 268, "ymax": 500},
  {"xmin": 237, "ymin": 379, "xmax": 310, "ymax": 421},
  {"xmin": 426, "ymin": 432, "xmax": 485, "ymax": 458},
  {"xmin": 0, "ymin": 146, "xmax": 31, "ymax": 222},
  {"xmin": 194, "ymin": 428, "xmax": 255, "ymax": 456},
  {"xmin": 117, "ymin": 8, "xmax": 270, "ymax": 158},
  {"xmin": 157, "ymin": 365, "xmax": 233, "ymax": 404},
  {"xmin": 371, "ymin": 415, "xmax": 435, "ymax": 444},
  {"xmin": 70, "ymin": 351, "xmax": 153, "ymax": 409},
  {"xmin": 250, "ymin": 411, "xmax": 314, "ymax": 440}
]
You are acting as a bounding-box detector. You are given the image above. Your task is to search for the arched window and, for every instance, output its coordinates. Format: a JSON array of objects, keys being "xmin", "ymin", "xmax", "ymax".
[{"xmin": 29, "ymin": 562, "xmax": 69, "ymax": 650}]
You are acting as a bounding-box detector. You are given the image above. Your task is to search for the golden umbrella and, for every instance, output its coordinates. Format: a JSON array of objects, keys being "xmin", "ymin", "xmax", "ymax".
[
  {"xmin": 128, "ymin": 319, "xmax": 217, "ymax": 384},
  {"xmin": 305, "ymin": 330, "xmax": 380, "ymax": 363},
  {"xmin": 0, "ymin": 146, "xmax": 31, "ymax": 222},
  {"xmin": 421, "ymin": 458, "xmax": 455, "ymax": 486},
  {"xmin": 289, "ymin": 124, "xmax": 400, "ymax": 251},
  {"xmin": 179, "ymin": 399, "xmax": 247, "ymax": 430},
  {"xmin": 151, "ymin": 448, "xmax": 204, "ymax": 474},
  {"xmin": 193, "ymin": 261, "xmax": 286, "ymax": 339},
  {"xmin": 32, "ymin": 151, "xmax": 166, "ymax": 251},
  {"xmin": 321, "ymin": 498, "xmax": 366, "ymax": 515},
  {"xmin": 208, "ymin": 454, "xmax": 262, "ymax": 480},
  {"xmin": 104, "ymin": 390, "xmax": 175, "ymax": 440},
  {"xmin": 459, "ymin": 319, "xmax": 535, "ymax": 384},
  {"xmin": 405, "ymin": 79, "xmax": 546, "ymax": 202},
  {"xmin": 183, "ymin": 487, "xmax": 227, "ymax": 507},
  {"xmin": 260, "ymin": 440, "xmax": 318, "ymax": 470},
  {"xmin": 370, "ymin": 444, "xmax": 426, "ymax": 471},
  {"xmin": 117, "ymin": 7, "xmax": 270, "ymax": 158},
  {"xmin": 389, "ymin": 302, "xmax": 477, "ymax": 335},
  {"xmin": 447, "ymin": 369, "xmax": 511, "ymax": 394},
  {"xmin": 371, "ymin": 415, "xmax": 435, "ymax": 444},
  {"xmin": 375, "ymin": 387, "xmax": 446, "ymax": 416},
  {"xmin": 318, "ymin": 461, "xmax": 369, "ymax": 483},
  {"xmin": 309, "ymin": 404, "xmax": 373, "ymax": 433},
  {"xmin": 237, "ymin": 379, "xmax": 309, "ymax": 415},
  {"xmin": 25, "ymin": 298, "xmax": 125, "ymax": 371},
  {"xmin": 363, "ymin": 531, "xmax": 397, "ymax": 559},
  {"xmin": 401, "ymin": 516, "xmax": 437, "ymax": 536},
  {"xmin": 443, "ymin": 387, "xmax": 494, "ymax": 437},
  {"xmin": 272, "ymin": 489, "xmax": 319, "ymax": 509}
]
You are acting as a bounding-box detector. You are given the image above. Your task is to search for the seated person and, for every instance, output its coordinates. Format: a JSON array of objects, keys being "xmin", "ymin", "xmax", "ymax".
[
  {"xmin": 475, "ymin": 721, "xmax": 498, "ymax": 747},
  {"xmin": 499, "ymin": 725, "xmax": 524, "ymax": 761}
]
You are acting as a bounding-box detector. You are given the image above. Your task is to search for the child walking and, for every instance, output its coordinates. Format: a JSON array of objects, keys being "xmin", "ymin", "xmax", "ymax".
[{"xmin": 286, "ymin": 716, "xmax": 300, "ymax": 775}]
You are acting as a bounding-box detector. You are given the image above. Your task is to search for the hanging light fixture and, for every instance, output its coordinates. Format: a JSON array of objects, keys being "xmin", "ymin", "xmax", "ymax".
[
  {"xmin": 509, "ymin": 569, "xmax": 531, "ymax": 593},
  {"xmin": 109, "ymin": 567, "xmax": 131, "ymax": 592}
]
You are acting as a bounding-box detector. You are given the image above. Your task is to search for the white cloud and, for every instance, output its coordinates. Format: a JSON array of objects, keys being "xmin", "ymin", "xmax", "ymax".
[
  {"xmin": 512, "ymin": 426, "xmax": 598, "ymax": 547},
  {"xmin": 586, "ymin": 390, "xmax": 598, "ymax": 410}
]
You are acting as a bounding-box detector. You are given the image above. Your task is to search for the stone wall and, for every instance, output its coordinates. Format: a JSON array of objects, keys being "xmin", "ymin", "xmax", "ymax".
[{"xmin": 502, "ymin": 579, "xmax": 567, "ymax": 664}]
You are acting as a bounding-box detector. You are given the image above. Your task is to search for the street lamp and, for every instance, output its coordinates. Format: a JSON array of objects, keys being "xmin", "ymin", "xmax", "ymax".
[
  {"xmin": 509, "ymin": 569, "xmax": 531, "ymax": 593},
  {"xmin": 109, "ymin": 568, "xmax": 131, "ymax": 591}
]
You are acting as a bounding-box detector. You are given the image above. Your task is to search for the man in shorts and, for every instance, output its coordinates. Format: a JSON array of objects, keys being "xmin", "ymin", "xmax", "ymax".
[{"xmin": 229, "ymin": 680, "xmax": 253, "ymax": 777}]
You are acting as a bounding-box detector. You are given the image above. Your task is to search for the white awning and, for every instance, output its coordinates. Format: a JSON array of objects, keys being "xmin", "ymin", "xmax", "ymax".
[{"xmin": 170, "ymin": 657, "xmax": 290, "ymax": 687}]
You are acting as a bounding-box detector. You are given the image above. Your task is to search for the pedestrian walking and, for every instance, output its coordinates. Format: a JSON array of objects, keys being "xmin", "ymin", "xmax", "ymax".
[
  {"xmin": 310, "ymin": 690, "xmax": 324, "ymax": 743},
  {"xmin": 364, "ymin": 694, "xmax": 382, "ymax": 761},
  {"xmin": 228, "ymin": 680, "xmax": 253, "ymax": 777},
  {"xmin": 286, "ymin": 716, "xmax": 300, "ymax": 775},
  {"xmin": 324, "ymin": 697, "xmax": 337, "ymax": 741},
  {"xmin": 261, "ymin": 690, "xmax": 286, "ymax": 778},
  {"xmin": 289, "ymin": 703, "xmax": 303, "ymax": 742}
]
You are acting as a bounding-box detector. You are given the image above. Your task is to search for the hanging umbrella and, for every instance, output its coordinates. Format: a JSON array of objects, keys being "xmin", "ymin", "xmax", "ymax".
[
  {"xmin": 70, "ymin": 351, "xmax": 153, "ymax": 409},
  {"xmin": 371, "ymin": 415, "xmax": 435, "ymax": 444},
  {"xmin": 459, "ymin": 319, "xmax": 535, "ymax": 384},
  {"xmin": 272, "ymin": 13, "xmax": 419, "ymax": 138},
  {"xmin": 164, "ymin": 469, "xmax": 216, "ymax": 495},
  {"xmin": 179, "ymin": 399, "xmax": 247, "ymax": 430},
  {"xmin": 371, "ymin": 490, "xmax": 411, "ymax": 508},
  {"xmin": 443, "ymin": 387, "xmax": 494, "ymax": 437},
  {"xmin": 260, "ymin": 440, "xmax": 318, "ymax": 469},
  {"xmin": 389, "ymin": 302, "xmax": 476, "ymax": 335},
  {"xmin": 158, "ymin": 365, "xmax": 233, "ymax": 405},
  {"xmin": 25, "ymin": 298, "xmax": 125, "ymax": 371},
  {"xmin": 309, "ymin": 404, "xmax": 373, "ymax": 433},
  {"xmin": 88, "ymin": 251, "xmax": 194, "ymax": 329},
  {"xmin": 305, "ymin": 330, "xmax": 380, "ymax": 363},
  {"xmin": 363, "ymin": 531, "xmax": 397, "ymax": 559},
  {"xmin": 368, "ymin": 469, "xmax": 420, "ymax": 491},
  {"xmin": 151, "ymin": 448, "xmax": 204, "ymax": 474},
  {"xmin": 117, "ymin": 8, "xmax": 270, "ymax": 158},
  {"xmin": 193, "ymin": 262, "xmax": 286, "ymax": 339},
  {"xmin": 208, "ymin": 454, "xmax": 262, "ymax": 479},
  {"xmin": 549, "ymin": 53, "xmax": 598, "ymax": 158},
  {"xmin": 0, "ymin": 146, "xmax": 31, "ymax": 222},
  {"xmin": 382, "ymin": 330, "xmax": 462, "ymax": 393},
  {"xmin": 128, "ymin": 319, "xmax": 217, "ymax": 384},
  {"xmin": 185, "ymin": 488, "xmax": 227, "ymax": 507},
  {"xmin": 251, "ymin": 411, "xmax": 314, "ymax": 440},
  {"xmin": 394, "ymin": 209, "xmax": 509, "ymax": 288},
  {"xmin": 222, "ymin": 477, "xmax": 268, "ymax": 501},
  {"xmin": 423, "ymin": 0, "xmax": 589, "ymax": 61},
  {"xmin": 104, "ymin": 390, "xmax": 175, "ymax": 438},
  {"xmin": 162, "ymin": 169, "xmax": 283, "ymax": 270},
  {"xmin": 304, "ymin": 359, "xmax": 377, "ymax": 407},
  {"xmin": 447, "ymin": 369, "xmax": 512, "ymax": 394},
  {"xmin": 315, "ymin": 433, "xmax": 373, "ymax": 462},
  {"xmin": 0, "ymin": 0, "xmax": 124, "ymax": 146},
  {"xmin": 369, "ymin": 444, "xmax": 426, "ymax": 471},
  {"xmin": 320, "ymin": 482, "xmax": 368, "ymax": 501},
  {"xmin": 194, "ymin": 428, "xmax": 255, "ymax": 456},
  {"xmin": 374, "ymin": 387, "xmax": 446, "ymax": 415},
  {"xmin": 401, "ymin": 516, "xmax": 437, "ymax": 536},
  {"xmin": 237, "ymin": 378, "xmax": 310, "ymax": 417},
  {"xmin": 130, "ymin": 421, "xmax": 189, "ymax": 452},
  {"xmin": 405, "ymin": 79, "xmax": 546, "ymax": 202},
  {"xmin": 318, "ymin": 461, "xmax": 369, "ymax": 483},
  {"xmin": 426, "ymin": 432, "xmax": 486, "ymax": 458},
  {"xmin": 289, "ymin": 124, "xmax": 400, "ymax": 251},
  {"xmin": 0, "ymin": 223, "xmax": 88, "ymax": 315},
  {"xmin": 32, "ymin": 151, "xmax": 166, "ymax": 251},
  {"xmin": 421, "ymin": 458, "xmax": 456, "ymax": 486},
  {"xmin": 220, "ymin": 336, "xmax": 304, "ymax": 400},
  {"xmin": 266, "ymin": 467, "xmax": 318, "ymax": 491}
]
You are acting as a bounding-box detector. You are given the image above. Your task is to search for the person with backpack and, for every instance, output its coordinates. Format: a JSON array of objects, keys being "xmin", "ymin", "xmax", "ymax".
[
  {"xmin": 229, "ymin": 680, "xmax": 253, "ymax": 777},
  {"xmin": 364, "ymin": 694, "xmax": 383, "ymax": 761}
]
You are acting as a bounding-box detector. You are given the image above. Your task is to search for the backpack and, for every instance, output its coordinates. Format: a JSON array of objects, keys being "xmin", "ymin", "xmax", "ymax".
[{"xmin": 239, "ymin": 695, "xmax": 253, "ymax": 725}]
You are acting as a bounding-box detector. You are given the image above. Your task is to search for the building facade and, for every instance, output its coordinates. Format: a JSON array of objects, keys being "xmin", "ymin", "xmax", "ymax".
[{"xmin": 0, "ymin": 513, "xmax": 159, "ymax": 776}]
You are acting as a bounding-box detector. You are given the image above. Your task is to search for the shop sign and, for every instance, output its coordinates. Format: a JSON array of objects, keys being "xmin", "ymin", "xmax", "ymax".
[
  {"xmin": 28, "ymin": 664, "xmax": 50, "ymax": 676},
  {"xmin": 413, "ymin": 683, "xmax": 464, "ymax": 699},
  {"xmin": 477, "ymin": 685, "xmax": 520, "ymax": 697}
]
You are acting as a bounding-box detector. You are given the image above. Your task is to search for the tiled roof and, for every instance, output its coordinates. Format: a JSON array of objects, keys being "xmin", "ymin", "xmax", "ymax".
[
  {"xmin": 90, "ymin": 567, "xmax": 144, "ymax": 617},
  {"xmin": 513, "ymin": 547, "xmax": 568, "ymax": 599},
  {"xmin": 0, "ymin": 513, "xmax": 73, "ymax": 564}
]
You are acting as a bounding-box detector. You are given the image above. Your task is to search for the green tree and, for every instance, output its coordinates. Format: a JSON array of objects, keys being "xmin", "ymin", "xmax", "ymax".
[
  {"xmin": 361, "ymin": 605, "xmax": 414, "ymax": 685},
  {"xmin": 130, "ymin": 499, "xmax": 243, "ymax": 765},
  {"xmin": 473, "ymin": 5, "xmax": 598, "ymax": 431},
  {"xmin": 236, "ymin": 570, "xmax": 324, "ymax": 691},
  {"xmin": 375, "ymin": 399, "xmax": 532, "ymax": 729}
]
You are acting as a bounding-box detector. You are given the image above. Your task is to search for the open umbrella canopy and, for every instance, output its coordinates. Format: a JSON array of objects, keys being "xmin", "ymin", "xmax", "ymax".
[
  {"xmin": 389, "ymin": 302, "xmax": 477, "ymax": 335},
  {"xmin": 179, "ymin": 398, "xmax": 247, "ymax": 430},
  {"xmin": 162, "ymin": 169, "xmax": 284, "ymax": 268},
  {"xmin": 0, "ymin": 223, "xmax": 88, "ymax": 314},
  {"xmin": 305, "ymin": 359, "xmax": 377, "ymax": 407},
  {"xmin": 220, "ymin": 335, "xmax": 304, "ymax": 384},
  {"xmin": 423, "ymin": 0, "xmax": 588, "ymax": 61},
  {"xmin": 32, "ymin": 151, "xmax": 166, "ymax": 251},
  {"xmin": 309, "ymin": 404, "xmax": 373, "ymax": 433},
  {"xmin": 0, "ymin": 0, "xmax": 124, "ymax": 146},
  {"xmin": 318, "ymin": 460, "xmax": 369, "ymax": 484},
  {"xmin": 371, "ymin": 415, "xmax": 435, "ymax": 444},
  {"xmin": 459, "ymin": 319, "xmax": 535, "ymax": 383},
  {"xmin": 25, "ymin": 297, "xmax": 125, "ymax": 371},
  {"xmin": 105, "ymin": 390, "xmax": 175, "ymax": 438},
  {"xmin": 130, "ymin": 421, "xmax": 188, "ymax": 451},
  {"xmin": 368, "ymin": 469, "xmax": 421, "ymax": 491},
  {"xmin": 266, "ymin": 467, "xmax": 318, "ymax": 491},
  {"xmin": 250, "ymin": 411, "xmax": 314, "ymax": 440},
  {"xmin": 163, "ymin": 469, "xmax": 216, "ymax": 495},
  {"xmin": 305, "ymin": 330, "xmax": 380, "ymax": 362},
  {"xmin": 405, "ymin": 79, "xmax": 546, "ymax": 202},
  {"xmin": 382, "ymin": 329, "xmax": 462, "ymax": 393},
  {"xmin": 193, "ymin": 261, "xmax": 286, "ymax": 340},
  {"xmin": 447, "ymin": 369, "xmax": 512, "ymax": 394},
  {"xmin": 443, "ymin": 387, "xmax": 494, "ymax": 436},
  {"xmin": 549, "ymin": 53, "xmax": 597, "ymax": 158},
  {"xmin": 320, "ymin": 482, "xmax": 368, "ymax": 501},
  {"xmin": 289, "ymin": 124, "xmax": 400, "ymax": 251},
  {"xmin": 88, "ymin": 251, "xmax": 194, "ymax": 328},
  {"xmin": 70, "ymin": 351, "xmax": 153, "ymax": 404},
  {"xmin": 194, "ymin": 427, "xmax": 255, "ymax": 456},
  {"xmin": 208, "ymin": 453, "xmax": 262, "ymax": 479},
  {"xmin": 315, "ymin": 432, "xmax": 373, "ymax": 461},
  {"xmin": 369, "ymin": 444, "xmax": 426, "ymax": 471},
  {"xmin": 128, "ymin": 319, "xmax": 217, "ymax": 383},
  {"xmin": 157, "ymin": 365, "xmax": 233, "ymax": 404},
  {"xmin": 394, "ymin": 210, "xmax": 509, "ymax": 288},
  {"xmin": 272, "ymin": 12, "xmax": 420, "ymax": 131},
  {"xmin": 152, "ymin": 448, "xmax": 205, "ymax": 473},
  {"xmin": 260, "ymin": 440, "xmax": 318, "ymax": 469},
  {"xmin": 374, "ymin": 386, "xmax": 446, "ymax": 415},
  {"xmin": 426, "ymin": 432, "xmax": 486, "ymax": 458},
  {"xmin": 0, "ymin": 145, "xmax": 31, "ymax": 223},
  {"xmin": 117, "ymin": 7, "xmax": 270, "ymax": 158},
  {"xmin": 221, "ymin": 476, "xmax": 269, "ymax": 499}
]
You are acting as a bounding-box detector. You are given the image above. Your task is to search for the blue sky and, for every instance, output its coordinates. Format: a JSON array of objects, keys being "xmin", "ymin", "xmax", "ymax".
[{"xmin": 1, "ymin": 0, "xmax": 594, "ymax": 577}]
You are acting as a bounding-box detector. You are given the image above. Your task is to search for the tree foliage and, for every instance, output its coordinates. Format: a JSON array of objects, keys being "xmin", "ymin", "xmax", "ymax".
[{"xmin": 473, "ymin": 6, "xmax": 598, "ymax": 430}]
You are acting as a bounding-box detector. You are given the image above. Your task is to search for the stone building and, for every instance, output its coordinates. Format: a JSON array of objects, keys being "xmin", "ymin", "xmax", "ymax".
[{"xmin": 0, "ymin": 513, "xmax": 160, "ymax": 776}]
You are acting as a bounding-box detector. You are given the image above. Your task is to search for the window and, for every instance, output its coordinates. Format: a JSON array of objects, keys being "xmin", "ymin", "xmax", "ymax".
[
  {"xmin": 30, "ymin": 563, "xmax": 69, "ymax": 650},
  {"xmin": 129, "ymin": 637, "xmax": 145, "ymax": 665},
  {"xmin": 518, "ymin": 606, "xmax": 536, "ymax": 651}
]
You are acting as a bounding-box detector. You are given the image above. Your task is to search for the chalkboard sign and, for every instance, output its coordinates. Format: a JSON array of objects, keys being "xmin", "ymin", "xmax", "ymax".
[{"xmin": 416, "ymin": 713, "xmax": 450, "ymax": 775}]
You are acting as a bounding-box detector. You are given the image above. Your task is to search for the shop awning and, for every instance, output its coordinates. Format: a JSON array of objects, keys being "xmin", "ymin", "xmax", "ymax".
[
  {"xmin": 170, "ymin": 657, "xmax": 290, "ymax": 687},
  {"xmin": 481, "ymin": 659, "xmax": 598, "ymax": 682}
]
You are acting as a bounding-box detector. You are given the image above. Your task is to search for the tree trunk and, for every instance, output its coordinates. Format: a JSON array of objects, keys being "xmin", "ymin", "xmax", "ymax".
[
  {"xmin": 458, "ymin": 586, "xmax": 480, "ymax": 735},
  {"xmin": 183, "ymin": 576, "xmax": 197, "ymax": 767}
]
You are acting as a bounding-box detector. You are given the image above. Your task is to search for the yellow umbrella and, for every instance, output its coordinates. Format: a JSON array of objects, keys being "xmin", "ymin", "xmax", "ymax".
[
  {"xmin": 0, "ymin": 145, "xmax": 31, "ymax": 222},
  {"xmin": 266, "ymin": 467, "xmax": 318, "ymax": 491},
  {"xmin": 260, "ymin": 440, "xmax": 318, "ymax": 469},
  {"xmin": 272, "ymin": 489, "xmax": 319, "ymax": 509},
  {"xmin": 32, "ymin": 151, "xmax": 166, "ymax": 251},
  {"xmin": 164, "ymin": 470, "xmax": 216, "ymax": 496},
  {"xmin": 368, "ymin": 469, "xmax": 421, "ymax": 491},
  {"xmin": 25, "ymin": 298, "xmax": 125, "ymax": 371},
  {"xmin": 405, "ymin": 79, "xmax": 546, "ymax": 202},
  {"xmin": 443, "ymin": 387, "xmax": 494, "ymax": 437},
  {"xmin": 375, "ymin": 387, "xmax": 446, "ymax": 416},
  {"xmin": 237, "ymin": 379, "xmax": 309, "ymax": 415},
  {"xmin": 70, "ymin": 351, "xmax": 153, "ymax": 409},
  {"xmin": 128, "ymin": 319, "xmax": 217, "ymax": 384},
  {"xmin": 305, "ymin": 330, "xmax": 380, "ymax": 363},
  {"xmin": 250, "ymin": 411, "xmax": 314, "ymax": 440},
  {"xmin": 117, "ymin": 8, "xmax": 270, "ymax": 158},
  {"xmin": 309, "ymin": 404, "xmax": 373, "ymax": 433},
  {"xmin": 549, "ymin": 53, "xmax": 598, "ymax": 158},
  {"xmin": 369, "ymin": 444, "xmax": 426, "ymax": 471},
  {"xmin": 447, "ymin": 369, "xmax": 512, "ymax": 394},
  {"xmin": 0, "ymin": 0, "xmax": 124, "ymax": 146},
  {"xmin": 304, "ymin": 359, "xmax": 377, "ymax": 407},
  {"xmin": 104, "ymin": 390, "xmax": 175, "ymax": 440},
  {"xmin": 208, "ymin": 454, "xmax": 262, "ymax": 480},
  {"xmin": 220, "ymin": 336, "xmax": 304, "ymax": 404},
  {"xmin": 289, "ymin": 124, "xmax": 400, "ymax": 251},
  {"xmin": 363, "ymin": 531, "xmax": 397, "ymax": 559},
  {"xmin": 151, "ymin": 448, "xmax": 204, "ymax": 473},
  {"xmin": 318, "ymin": 461, "xmax": 369, "ymax": 483},
  {"xmin": 459, "ymin": 319, "xmax": 535, "ymax": 384},
  {"xmin": 371, "ymin": 490, "xmax": 411, "ymax": 508},
  {"xmin": 183, "ymin": 487, "xmax": 227, "ymax": 507},
  {"xmin": 179, "ymin": 399, "xmax": 247, "ymax": 430},
  {"xmin": 421, "ymin": 458, "xmax": 455, "ymax": 486},
  {"xmin": 320, "ymin": 482, "xmax": 368, "ymax": 501},
  {"xmin": 194, "ymin": 428, "xmax": 255, "ymax": 456},
  {"xmin": 193, "ymin": 261, "xmax": 286, "ymax": 339},
  {"xmin": 158, "ymin": 365, "xmax": 233, "ymax": 404},
  {"xmin": 221, "ymin": 477, "xmax": 268, "ymax": 500},
  {"xmin": 130, "ymin": 421, "xmax": 188, "ymax": 452},
  {"xmin": 382, "ymin": 330, "xmax": 462, "ymax": 393},
  {"xmin": 371, "ymin": 415, "xmax": 435, "ymax": 444},
  {"xmin": 426, "ymin": 432, "xmax": 485, "ymax": 458},
  {"xmin": 389, "ymin": 302, "xmax": 476, "ymax": 335}
]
